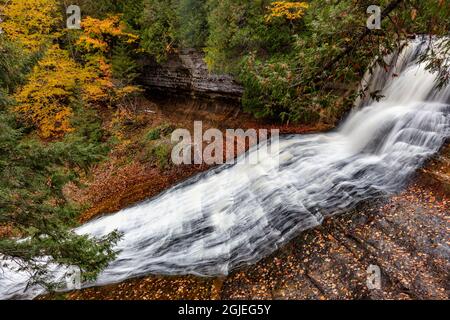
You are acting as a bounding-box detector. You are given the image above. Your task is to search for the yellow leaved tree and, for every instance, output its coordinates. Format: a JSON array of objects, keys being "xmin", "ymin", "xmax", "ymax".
[
  {"xmin": 1, "ymin": 0, "xmax": 61, "ymax": 51},
  {"xmin": 75, "ymin": 15, "xmax": 142, "ymax": 107},
  {"xmin": 5, "ymin": 1, "xmax": 142, "ymax": 138},
  {"xmin": 265, "ymin": 1, "xmax": 309, "ymax": 23},
  {"xmin": 76, "ymin": 15, "xmax": 138, "ymax": 53},
  {"xmin": 14, "ymin": 46, "xmax": 94, "ymax": 138}
]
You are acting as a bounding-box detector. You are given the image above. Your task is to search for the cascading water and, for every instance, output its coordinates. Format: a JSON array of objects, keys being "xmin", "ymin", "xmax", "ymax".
[{"xmin": 1, "ymin": 38, "xmax": 449, "ymax": 299}]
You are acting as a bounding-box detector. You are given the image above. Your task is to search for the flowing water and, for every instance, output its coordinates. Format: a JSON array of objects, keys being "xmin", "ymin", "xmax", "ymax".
[{"xmin": 1, "ymin": 39, "xmax": 449, "ymax": 299}]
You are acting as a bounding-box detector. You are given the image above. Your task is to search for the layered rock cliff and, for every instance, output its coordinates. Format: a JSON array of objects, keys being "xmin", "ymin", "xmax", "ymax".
[{"xmin": 139, "ymin": 49, "xmax": 243, "ymax": 101}]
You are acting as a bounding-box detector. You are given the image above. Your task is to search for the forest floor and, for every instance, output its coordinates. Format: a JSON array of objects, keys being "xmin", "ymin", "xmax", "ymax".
[{"xmin": 46, "ymin": 98, "xmax": 449, "ymax": 300}]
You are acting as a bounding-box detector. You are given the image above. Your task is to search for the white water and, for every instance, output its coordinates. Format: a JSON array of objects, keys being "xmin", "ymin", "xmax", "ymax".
[{"xmin": 1, "ymin": 39, "xmax": 449, "ymax": 299}]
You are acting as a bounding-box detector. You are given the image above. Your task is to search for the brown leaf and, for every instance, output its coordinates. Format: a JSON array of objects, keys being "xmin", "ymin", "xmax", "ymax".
[{"xmin": 411, "ymin": 9, "xmax": 418, "ymax": 21}]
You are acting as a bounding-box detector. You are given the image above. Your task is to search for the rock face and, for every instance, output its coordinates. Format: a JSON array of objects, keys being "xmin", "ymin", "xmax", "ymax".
[{"xmin": 139, "ymin": 49, "xmax": 243, "ymax": 101}]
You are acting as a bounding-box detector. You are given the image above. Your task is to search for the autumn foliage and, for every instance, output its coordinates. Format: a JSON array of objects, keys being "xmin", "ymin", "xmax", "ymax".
[
  {"xmin": 14, "ymin": 46, "xmax": 79, "ymax": 138},
  {"xmin": 265, "ymin": 1, "xmax": 309, "ymax": 23},
  {"xmin": 1, "ymin": 0, "xmax": 61, "ymax": 51},
  {"xmin": 12, "ymin": 44, "xmax": 116, "ymax": 138},
  {"xmin": 3, "ymin": 0, "xmax": 141, "ymax": 138},
  {"xmin": 76, "ymin": 15, "xmax": 138, "ymax": 53},
  {"xmin": 75, "ymin": 15, "xmax": 142, "ymax": 107}
]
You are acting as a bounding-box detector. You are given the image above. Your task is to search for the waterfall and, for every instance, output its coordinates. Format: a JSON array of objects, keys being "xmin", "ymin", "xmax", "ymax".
[{"xmin": 1, "ymin": 38, "xmax": 449, "ymax": 299}]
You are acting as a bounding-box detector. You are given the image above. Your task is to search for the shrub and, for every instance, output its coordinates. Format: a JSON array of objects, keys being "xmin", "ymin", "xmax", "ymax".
[
  {"xmin": 145, "ymin": 124, "xmax": 175, "ymax": 141},
  {"xmin": 150, "ymin": 142, "xmax": 172, "ymax": 169}
]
